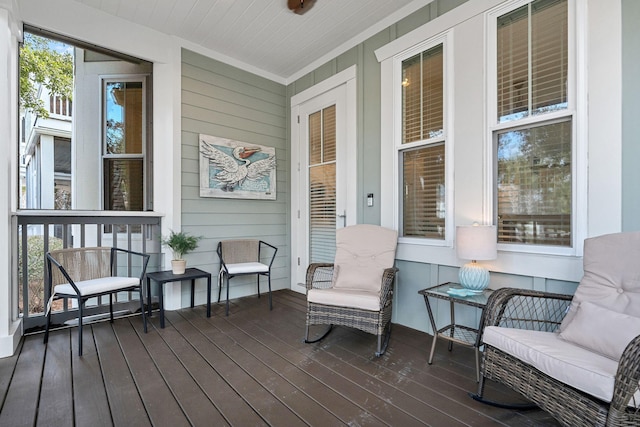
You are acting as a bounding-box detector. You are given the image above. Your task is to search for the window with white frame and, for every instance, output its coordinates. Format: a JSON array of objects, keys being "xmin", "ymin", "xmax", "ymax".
[
  {"xmin": 490, "ymin": 0, "xmax": 574, "ymax": 248},
  {"xmin": 103, "ymin": 78, "xmax": 147, "ymax": 212},
  {"xmin": 398, "ymin": 42, "xmax": 447, "ymax": 240}
]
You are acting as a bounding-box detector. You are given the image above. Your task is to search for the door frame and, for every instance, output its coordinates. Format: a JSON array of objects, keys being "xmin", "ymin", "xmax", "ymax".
[{"xmin": 290, "ymin": 65, "xmax": 357, "ymax": 292}]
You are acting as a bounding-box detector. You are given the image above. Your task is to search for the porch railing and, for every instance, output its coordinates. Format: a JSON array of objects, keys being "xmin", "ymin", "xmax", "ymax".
[{"xmin": 15, "ymin": 211, "xmax": 163, "ymax": 331}]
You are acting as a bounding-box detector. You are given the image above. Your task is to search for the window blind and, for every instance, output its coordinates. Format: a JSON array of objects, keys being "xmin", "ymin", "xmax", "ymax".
[
  {"xmin": 497, "ymin": 0, "xmax": 568, "ymax": 123},
  {"xmin": 309, "ymin": 105, "xmax": 337, "ymax": 263},
  {"xmin": 402, "ymin": 144, "xmax": 445, "ymax": 239},
  {"xmin": 402, "ymin": 45, "xmax": 443, "ymax": 144}
]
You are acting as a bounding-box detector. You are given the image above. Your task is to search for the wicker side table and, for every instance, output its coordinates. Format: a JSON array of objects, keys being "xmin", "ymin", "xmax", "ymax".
[{"xmin": 419, "ymin": 282, "xmax": 493, "ymax": 382}]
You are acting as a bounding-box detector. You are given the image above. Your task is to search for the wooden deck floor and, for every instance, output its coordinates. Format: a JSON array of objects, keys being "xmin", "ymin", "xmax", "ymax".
[{"xmin": 0, "ymin": 290, "xmax": 560, "ymax": 426}]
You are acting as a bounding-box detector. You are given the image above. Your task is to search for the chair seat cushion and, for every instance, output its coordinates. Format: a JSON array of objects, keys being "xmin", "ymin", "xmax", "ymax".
[
  {"xmin": 225, "ymin": 262, "xmax": 269, "ymax": 275},
  {"xmin": 307, "ymin": 287, "xmax": 380, "ymax": 311},
  {"xmin": 484, "ymin": 326, "xmax": 640, "ymax": 405},
  {"xmin": 54, "ymin": 276, "xmax": 140, "ymax": 297}
]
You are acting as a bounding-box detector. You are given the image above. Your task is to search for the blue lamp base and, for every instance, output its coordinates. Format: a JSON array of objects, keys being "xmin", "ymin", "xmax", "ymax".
[{"xmin": 459, "ymin": 261, "xmax": 490, "ymax": 292}]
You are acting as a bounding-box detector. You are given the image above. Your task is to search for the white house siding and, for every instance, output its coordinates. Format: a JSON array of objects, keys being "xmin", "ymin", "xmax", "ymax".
[{"xmin": 180, "ymin": 49, "xmax": 289, "ymax": 307}]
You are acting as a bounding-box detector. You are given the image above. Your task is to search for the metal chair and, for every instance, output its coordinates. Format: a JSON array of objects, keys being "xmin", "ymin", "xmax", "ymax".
[
  {"xmin": 44, "ymin": 247, "xmax": 150, "ymax": 356},
  {"xmin": 217, "ymin": 239, "xmax": 277, "ymax": 316}
]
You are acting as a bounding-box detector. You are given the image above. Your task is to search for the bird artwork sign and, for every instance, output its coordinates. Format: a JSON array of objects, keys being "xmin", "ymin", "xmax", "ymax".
[{"xmin": 199, "ymin": 134, "xmax": 277, "ymax": 200}]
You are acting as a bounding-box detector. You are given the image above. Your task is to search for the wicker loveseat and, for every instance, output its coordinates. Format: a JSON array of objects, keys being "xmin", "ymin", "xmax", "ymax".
[{"xmin": 473, "ymin": 232, "xmax": 640, "ymax": 426}]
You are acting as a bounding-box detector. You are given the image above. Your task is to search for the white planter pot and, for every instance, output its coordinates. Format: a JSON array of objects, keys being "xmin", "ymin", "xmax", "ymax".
[{"xmin": 171, "ymin": 259, "xmax": 186, "ymax": 275}]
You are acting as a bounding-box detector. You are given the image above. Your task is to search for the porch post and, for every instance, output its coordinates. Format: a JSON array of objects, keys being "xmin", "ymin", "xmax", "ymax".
[{"xmin": 0, "ymin": 6, "xmax": 23, "ymax": 358}]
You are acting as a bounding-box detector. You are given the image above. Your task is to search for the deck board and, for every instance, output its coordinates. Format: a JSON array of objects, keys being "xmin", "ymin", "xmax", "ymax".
[
  {"xmin": 0, "ymin": 334, "xmax": 45, "ymax": 427},
  {"xmin": 37, "ymin": 330, "xmax": 73, "ymax": 427},
  {"xmin": 93, "ymin": 322, "xmax": 150, "ymax": 427},
  {"xmin": 112, "ymin": 319, "xmax": 190, "ymax": 427},
  {"xmin": 72, "ymin": 325, "xmax": 113, "ymax": 427},
  {"xmin": 0, "ymin": 290, "xmax": 561, "ymax": 426}
]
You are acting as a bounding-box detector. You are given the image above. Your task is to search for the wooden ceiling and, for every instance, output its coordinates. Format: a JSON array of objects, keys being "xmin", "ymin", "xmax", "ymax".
[{"xmin": 72, "ymin": 0, "xmax": 433, "ymax": 82}]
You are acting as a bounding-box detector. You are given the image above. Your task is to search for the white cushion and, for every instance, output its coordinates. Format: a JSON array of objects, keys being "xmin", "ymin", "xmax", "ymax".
[
  {"xmin": 225, "ymin": 262, "xmax": 269, "ymax": 275},
  {"xmin": 54, "ymin": 276, "xmax": 139, "ymax": 297},
  {"xmin": 561, "ymin": 232, "xmax": 640, "ymax": 331},
  {"xmin": 332, "ymin": 224, "xmax": 397, "ymax": 292},
  {"xmin": 307, "ymin": 287, "xmax": 381, "ymax": 311},
  {"xmin": 484, "ymin": 326, "xmax": 640, "ymax": 405},
  {"xmin": 559, "ymin": 301, "xmax": 640, "ymax": 361}
]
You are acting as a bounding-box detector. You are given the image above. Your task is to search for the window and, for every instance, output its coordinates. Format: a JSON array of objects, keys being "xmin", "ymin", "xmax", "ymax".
[
  {"xmin": 398, "ymin": 43, "xmax": 447, "ymax": 240},
  {"xmin": 103, "ymin": 79, "xmax": 146, "ymax": 211},
  {"xmin": 19, "ymin": 27, "xmax": 153, "ymax": 211},
  {"xmin": 491, "ymin": 0, "xmax": 573, "ymax": 248}
]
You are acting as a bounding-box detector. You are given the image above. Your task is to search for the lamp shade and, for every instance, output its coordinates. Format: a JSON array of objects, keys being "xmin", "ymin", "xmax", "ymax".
[{"xmin": 456, "ymin": 225, "xmax": 497, "ymax": 261}]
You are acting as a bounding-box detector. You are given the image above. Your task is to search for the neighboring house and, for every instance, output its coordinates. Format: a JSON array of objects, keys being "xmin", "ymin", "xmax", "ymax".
[
  {"xmin": 21, "ymin": 83, "xmax": 72, "ymax": 211},
  {"xmin": 0, "ymin": 0, "xmax": 638, "ymax": 358}
]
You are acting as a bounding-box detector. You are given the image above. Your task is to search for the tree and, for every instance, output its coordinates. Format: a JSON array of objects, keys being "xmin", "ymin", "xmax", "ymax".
[{"xmin": 19, "ymin": 33, "xmax": 73, "ymax": 118}]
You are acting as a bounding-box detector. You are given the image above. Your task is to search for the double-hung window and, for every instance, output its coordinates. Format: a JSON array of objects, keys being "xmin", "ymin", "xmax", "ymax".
[
  {"xmin": 396, "ymin": 36, "xmax": 449, "ymax": 242},
  {"xmin": 103, "ymin": 78, "xmax": 148, "ymax": 212},
  {"xmin": 489, "ymin": 0, "xmax": 576, "ymax": 251}
]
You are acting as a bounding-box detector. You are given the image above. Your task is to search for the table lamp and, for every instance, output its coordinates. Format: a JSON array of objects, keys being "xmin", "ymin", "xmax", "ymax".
[{"xmin": 456, "ymin": 224, "xmax": 497, "ymax": 292}]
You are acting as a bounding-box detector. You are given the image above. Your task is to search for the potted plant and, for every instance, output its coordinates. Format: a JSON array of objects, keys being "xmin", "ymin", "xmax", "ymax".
[{"xmin": 161, "ymin": 230, "xmax": 201, "ymax": 274}]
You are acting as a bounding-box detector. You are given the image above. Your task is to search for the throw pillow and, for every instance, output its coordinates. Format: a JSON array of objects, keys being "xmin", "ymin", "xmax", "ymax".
[{"xmin": 558, "ymin": 301, "xmax": 640, "ymax": 361}]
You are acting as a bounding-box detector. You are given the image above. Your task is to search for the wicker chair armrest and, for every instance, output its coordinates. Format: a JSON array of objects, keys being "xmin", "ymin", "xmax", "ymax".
[
  {"xmin": 479, "ymin": 287, "xmax": 573, "ymax": 343},
  {"xmin": 380, "ymin": 267, "xmax": 398, "ymax": 306},
  {"xmin": 611, "ymin": 334, "xmax": 640, "ymax": 411},
  {"xmin": 305, "ymin": 263, "xmax": 335, "ymax": 291}
]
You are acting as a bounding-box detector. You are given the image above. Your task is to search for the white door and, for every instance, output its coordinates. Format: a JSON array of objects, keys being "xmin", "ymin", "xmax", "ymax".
[{"xmin": 291, "ymin": 67, "xmax": 357, "ymax": 289}]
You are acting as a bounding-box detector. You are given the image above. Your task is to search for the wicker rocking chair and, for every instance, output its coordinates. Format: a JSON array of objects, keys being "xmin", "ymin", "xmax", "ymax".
[
  {"xmin": 304, "ymin": 224, "xmax": 398, "ymax": 357},
  {"xmin": 472, "ymin": 232, "xmax": 640, "ymax": 427}
]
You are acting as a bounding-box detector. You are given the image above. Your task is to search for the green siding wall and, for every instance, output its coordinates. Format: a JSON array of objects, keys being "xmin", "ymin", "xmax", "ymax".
[
  {"xmin": 181, "ymin": 49, "xmax": 289, "ymax": 302},
  {"xmin": 286, "ymin": 0, "xmax": 580, "ymax": 334},
  {"xmin": 622, "ymin": 0, "xmax": 640, "ymax": 232}
]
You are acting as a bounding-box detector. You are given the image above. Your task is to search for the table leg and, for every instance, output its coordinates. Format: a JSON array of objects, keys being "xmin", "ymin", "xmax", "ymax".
[
  {"xmin": 448, "ymin": 300, "xmax": 455, "ymax": 352},
  {"xmin": 159, "ymin": 281, "xmax": 165, "ymax": 329},
  {"xmin": 190, "ymin": 279, "xmax": 195, "ymax": 308},
  {"xmin": 423, "ymin": 295, "xmax": 438, "ymax": 364},
  {"xmin": 206, "ymin": 275, "xmax": 211, "ymax": 318}
]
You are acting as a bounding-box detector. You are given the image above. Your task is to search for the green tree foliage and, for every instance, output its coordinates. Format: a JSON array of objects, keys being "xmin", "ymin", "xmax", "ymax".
[
  {"xmin": 18, "ymin": 235, "xmax": 63, "ymax": 314},
  {"xmin": 19, "ymin": 33, "xmax": 73, "ymax": 118}
]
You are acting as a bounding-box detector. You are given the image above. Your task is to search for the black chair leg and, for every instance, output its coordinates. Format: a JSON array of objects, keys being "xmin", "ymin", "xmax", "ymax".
[
  {"xmin": 225, "ymin": 275, "xmax": 230, "ymax": 316},
  {"xmin": 218, "ymin": 272, "xmax": 223, "ymax": 303},
  {"xmin": 44, "ymin": 299, "xmax": 53, "ymax": 345},
  {"xmin": 78, "ymin": 300, "xmax": 85, "ymax": 356},
  {"xmin": 257, "ymin": 275, "xmax": 260, "ymax": 298},
  {"xmin": 109, "ymin": 293, "xmax": 114, "ymax": 323},
  {"xmin": 267, "ymin": 274, "xmax": 272, "ymax": 310},
  {"xmin": 139, "ymin": 286, "xmax": 147, "ymax": 333}
]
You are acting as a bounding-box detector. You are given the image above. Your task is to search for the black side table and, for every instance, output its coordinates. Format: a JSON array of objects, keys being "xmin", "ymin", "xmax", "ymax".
[
  {"xmin": 146, "ymin": 268, "xmax": 212, "ymax": 328},
  {"xmin": 419, "ymin": 282, "xmax": 493, "ymax": 382}
]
